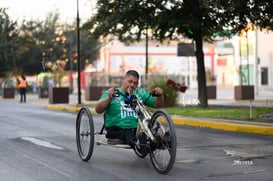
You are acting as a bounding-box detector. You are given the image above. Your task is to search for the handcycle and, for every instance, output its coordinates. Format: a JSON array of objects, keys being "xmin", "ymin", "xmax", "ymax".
[{"xmin": 75, "ymin": 89, "xmax": 177, "ymax": 174}]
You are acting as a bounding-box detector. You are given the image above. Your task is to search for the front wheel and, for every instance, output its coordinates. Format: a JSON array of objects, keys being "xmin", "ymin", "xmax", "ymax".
[
  {"xmin": 149, "ymin": 109, "xmax": 177, "ymax": 174},
  {"xmin": 134, "ymin": 132, "xmax": 148, "ymax": 158},
  {"xmin": 76, "ymin": 107, "xmax": 94, "ymax": 161}
]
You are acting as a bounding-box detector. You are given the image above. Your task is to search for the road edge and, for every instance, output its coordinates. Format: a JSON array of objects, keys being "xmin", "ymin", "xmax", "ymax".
[{"xmin": 45, "ymin": 104, "xmax": 273, "ymax": 136}]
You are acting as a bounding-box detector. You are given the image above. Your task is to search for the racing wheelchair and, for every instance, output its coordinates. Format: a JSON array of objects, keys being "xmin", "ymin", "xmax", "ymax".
[{"xmin": 76, "ymin": 89, "xmax": 177, "ymax": 174}]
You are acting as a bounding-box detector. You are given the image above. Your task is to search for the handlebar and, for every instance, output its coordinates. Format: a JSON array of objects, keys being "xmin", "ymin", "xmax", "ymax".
[
  {"xmin": 112, "ymin": 89, "xmax": 158, "ymax": 99},
  {"xmin": 112, "ymin": 89, "xmax": 137, "ymax": 109},
  {"xmin": 112, "ymin": 88, "xmax": 158, "ymax": 110}
]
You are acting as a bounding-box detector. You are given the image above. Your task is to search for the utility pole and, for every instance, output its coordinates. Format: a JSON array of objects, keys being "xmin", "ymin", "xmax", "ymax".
[
  {"xmin": 76, "ymin": 0, "xmax": 81, "ymax": 104},
  {"xmin": 145, "ymin": 27, "xmax": 149, "ymax": 81}
]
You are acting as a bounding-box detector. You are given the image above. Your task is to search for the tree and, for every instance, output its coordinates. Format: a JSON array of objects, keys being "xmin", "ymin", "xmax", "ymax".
[
  {"xmin": 10, "ymin": 13, "xmax": 61, "ymax": 75},
  {"xmin": 64, "ymin": 28, "xmax": 100, "ymax": 71},
  {"xmin": 0, "ymin": 8, "xmax": 20, "ymax": 77},
  {"xmin": 18, "ymin": 20, "xmax": 44, "ymax": 75},
  {"xmin": 17, "ymin": 12, "xmax": 100, "ymax": 75},
  {"xmin": 83, "ymin": 0, "xmax": 273, "ymax": 107}
]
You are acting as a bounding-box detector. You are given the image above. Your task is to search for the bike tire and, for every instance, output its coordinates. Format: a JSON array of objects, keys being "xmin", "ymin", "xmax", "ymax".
[
  {"xmin": 76, "ymin": 107, "xmax": 94, "ymax": 161},
  {"xmin": 149, "ymin": 109, "xmax": 177, "ymax": 174}
]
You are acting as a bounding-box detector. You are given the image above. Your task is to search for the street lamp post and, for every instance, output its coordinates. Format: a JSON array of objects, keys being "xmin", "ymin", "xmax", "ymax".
[
  {"xmin": 246, "ymin": 29, "xmax": 250, "ymax": 86},
  {"xmin": 76, "ymin": 0, "xmax": 81, "ymax": 104},
  {"xmin": 145, "ymin": 27, "xmax": 149, "ymax": 81}
]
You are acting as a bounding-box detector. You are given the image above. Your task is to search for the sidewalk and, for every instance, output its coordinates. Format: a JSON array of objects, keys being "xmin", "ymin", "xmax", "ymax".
[
  {"xmin": 178, "ymin": 87, "xmax": 273, "ymax": 108},
  {"xmin": 9, "ymin": 87, "xmax": 273, "ymax": 136}
]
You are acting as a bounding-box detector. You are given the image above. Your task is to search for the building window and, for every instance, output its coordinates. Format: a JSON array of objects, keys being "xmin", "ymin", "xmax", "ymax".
[{"xmin": 261, "ymin": 67, "xmax": 268, "ymax": 85}]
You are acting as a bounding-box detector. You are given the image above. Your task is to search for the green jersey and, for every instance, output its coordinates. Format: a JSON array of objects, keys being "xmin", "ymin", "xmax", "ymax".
[{"xmin": 99, "ymin": 87, "xmax": 155, "ymax": 129}]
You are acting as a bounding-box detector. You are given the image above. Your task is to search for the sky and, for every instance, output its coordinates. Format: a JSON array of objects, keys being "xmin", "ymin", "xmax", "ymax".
[{"xmin": 0, "ymin": 0, "xmax": 95, "ymax": 24}]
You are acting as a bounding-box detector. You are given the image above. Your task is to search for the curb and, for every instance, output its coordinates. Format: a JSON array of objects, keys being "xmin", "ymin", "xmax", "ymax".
[
  {"xmin": 172, "ymin": 116, "xmax": 273, "ymax": 136},
  {"xmin": 45, "ymin": 104, "xmax": 273, "ymax": 136},
  {"xmin": 45, "ymin": 104, "xmax": 98, "ymax": 114}
]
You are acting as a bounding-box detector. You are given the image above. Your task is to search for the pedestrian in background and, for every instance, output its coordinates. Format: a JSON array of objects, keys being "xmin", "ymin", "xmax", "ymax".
[{"xmin": 18, "ymin": 75, "xmax": 27, "ymax": 103}]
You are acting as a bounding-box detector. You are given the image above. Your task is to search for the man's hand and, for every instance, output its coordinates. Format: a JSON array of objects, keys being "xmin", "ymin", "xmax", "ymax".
[
  {"xmin": 153, "ymin": 87, "xmax": 164, "ymax": 108},
  {"xmin": 108, "ymin": 87, "xmax": 115, "ymax": 99},
  {"xmin": 95, "ymin": 87, "xmax": 115, "ymax": 114},
  {"xmin": 153, "ymin": 87, "xmax": 163, "ymax": 96}
]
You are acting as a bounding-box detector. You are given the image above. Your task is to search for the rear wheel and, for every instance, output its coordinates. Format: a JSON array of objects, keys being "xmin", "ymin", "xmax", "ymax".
[
  {"xmin": 76, "ymin": 107, "xmax": 94, "ymax": 161},
  {"xmin": 149, "ymin": 109, "xmax": 176, "ymax": 174}
]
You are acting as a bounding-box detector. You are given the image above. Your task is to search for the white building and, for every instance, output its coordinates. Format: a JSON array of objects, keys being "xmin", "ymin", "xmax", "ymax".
[
  {"xmin": 96, "ymin": 29, "xmax": 273, "ymax": 92},
  {"xmin": 215, "ymin": 28, "xmax": 273, "ymax": 92}
]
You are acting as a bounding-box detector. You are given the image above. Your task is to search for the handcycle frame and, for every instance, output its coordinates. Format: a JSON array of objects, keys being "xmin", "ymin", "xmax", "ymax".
[{"xmin": 76, "ymin": 89, "xmax": 177, "ymax": 174}]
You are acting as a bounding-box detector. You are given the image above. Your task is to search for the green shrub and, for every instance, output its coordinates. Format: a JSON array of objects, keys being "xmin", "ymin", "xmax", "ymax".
[{"xmin": 148, "ymin": 75, "xmax": 178, "ymax": 107}]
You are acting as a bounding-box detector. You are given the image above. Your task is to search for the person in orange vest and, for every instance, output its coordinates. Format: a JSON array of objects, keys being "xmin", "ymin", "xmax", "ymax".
[{"xmin": 18, "ymin": 75, "xmax": 27, "ymax": 103}]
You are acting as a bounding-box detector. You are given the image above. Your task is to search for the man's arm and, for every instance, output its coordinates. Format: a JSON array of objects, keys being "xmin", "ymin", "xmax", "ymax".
[
  {"xmin": 153, "ymin": 87, "xmax": 164, "ymax": 108},
  {"xmin": 95, "ymin": 87, "xmax": 115, "ymax": 114}
]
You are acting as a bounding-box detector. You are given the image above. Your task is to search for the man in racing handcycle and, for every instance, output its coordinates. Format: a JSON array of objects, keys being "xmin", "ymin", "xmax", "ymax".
[{"xmin": 95, "ymin": 70, "xmax": 164, "ymax": 150}]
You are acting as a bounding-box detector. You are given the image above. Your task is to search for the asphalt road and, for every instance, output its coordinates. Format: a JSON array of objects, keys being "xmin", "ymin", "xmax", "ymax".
[{"xmin": 0, "ymin": 98, "xmax": 273, "ymax": 181}]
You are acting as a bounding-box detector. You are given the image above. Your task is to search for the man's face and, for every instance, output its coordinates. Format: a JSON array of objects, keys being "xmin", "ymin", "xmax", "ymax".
[{"xmin": 122, "ymin": 75, "xmax": 139, "ymax": 94}]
